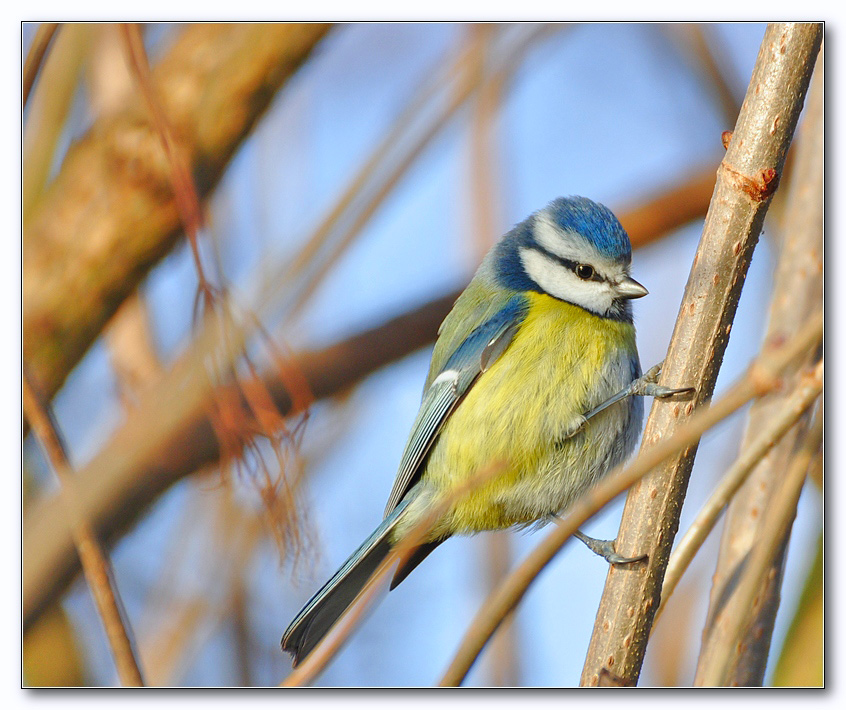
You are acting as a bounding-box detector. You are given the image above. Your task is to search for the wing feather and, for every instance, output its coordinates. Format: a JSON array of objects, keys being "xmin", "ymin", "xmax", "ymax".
[{"xmin": 384, "ymin": 293, "xmax": 528, "ymax": 515}]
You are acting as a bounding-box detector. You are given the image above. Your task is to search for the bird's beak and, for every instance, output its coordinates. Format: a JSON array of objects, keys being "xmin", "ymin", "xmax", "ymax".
[{"xmin": 616, "ymin": 276, "xmax": 649, "ymax": 299}]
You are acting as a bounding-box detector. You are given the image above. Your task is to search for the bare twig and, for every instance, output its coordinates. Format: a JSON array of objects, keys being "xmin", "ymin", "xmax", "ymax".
[
  {"xmin": 694, "ymin": 41, "xmax": 824, "ymax": 685},
  {"xmin": 22, "ymin": 164, "xmax": 722, "ymax": 633},
  {"xmin": 119, "ymin": 23, "xmax": 214, "ymax": 310},
  {"xmin": 697, "ymin": 409, "xmax": 823, "ymax": 686},
  {"xmin": 438, "ymin": 314, "xmax": 822, "ymax": 687},
  {"xmin": 22, "ymin": 369, "xmax": 145, "ymax": 686},
  {"xmin": 580, "ymin": 23, "xmax": 822, "ymax": 688},
  {"xmin": 467, "ymin": 23, "xmax": 520, "ymax": 687},
  {"xmin": 655, "ymin": 362, "xmax": 823, "ymax": 627},
  {"xmin": 22, "ymin": 22, "xmax": 60, "ymax": 109}
]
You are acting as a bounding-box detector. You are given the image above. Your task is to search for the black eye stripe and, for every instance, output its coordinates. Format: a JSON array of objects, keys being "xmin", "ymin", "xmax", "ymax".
[{"xmin": 533, "ymin": 246, "xmax": 605, "ymax": 282}]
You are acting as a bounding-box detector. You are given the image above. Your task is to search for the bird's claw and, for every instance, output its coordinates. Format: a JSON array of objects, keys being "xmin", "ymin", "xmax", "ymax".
[{"xmin": 574, "ymin": 530, "xmax": 647, "ymax": 565}]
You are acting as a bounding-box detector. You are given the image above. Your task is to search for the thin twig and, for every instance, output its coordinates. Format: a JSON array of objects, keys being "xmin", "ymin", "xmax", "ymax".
[
  {"xmin": 22, "ymin": 368, "xmax": 145, "ymax": 686},
  {"xmin": 278, "ymin": 24, "xmax": 549, "ymax": 324},
  {"xmin": 437, "ymin": 314, "xmax": 822, "ymax": 687},
  {"xmin": 654, "ymin": 361, "xmax": 823, "ymax": 627},
  {"xmin": 22, "ymin": 22, "xmax": 60, "ymax": 109},
  {"xmin": 119, "ymin": 23, "xmax": 214, "ymax": 309},
  {"xmin": 580, "ymin": 22, "xmax": 822, "ymax": 688},
  {"xmin": 671, "ymin": 24, "xmax": 742, "ymax": 126},
  {"xmin": 468, "ymin": 23, "xmax": 520, "ymax": 687},
  {"xmin": 697, "ymin": 409, "xmax": 823, "ymax": 686}
]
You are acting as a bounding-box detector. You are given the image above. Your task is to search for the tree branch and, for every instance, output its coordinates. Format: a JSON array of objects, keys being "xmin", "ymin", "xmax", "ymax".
[
  {"xmin": 23, "ymin": 369, "xmax": 145, "ymax": 686},
  {"xmin": 580, "ymin": 23, "xmax": 822, "ymax": 687},
  {"xmin": 696, "ymin": 407, "xmax": 823, "ymax": 686}
]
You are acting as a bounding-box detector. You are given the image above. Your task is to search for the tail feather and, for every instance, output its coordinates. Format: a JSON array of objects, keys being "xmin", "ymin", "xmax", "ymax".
[
  {"xmin": 281, "ymin": 497, "xmax": 412, "ymax": 666},
  {"xmin": 389, "ymin": 539, "xmax": 443, "ymax": 590}
]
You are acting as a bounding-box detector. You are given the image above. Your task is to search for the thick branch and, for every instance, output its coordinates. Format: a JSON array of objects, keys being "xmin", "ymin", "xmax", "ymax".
[
  {"xmin": 580, "ymin": 23, "xmax": 822, "ymax": 687},
  {"xmin": 23, "ymin": 23, "xmax": 331, "ymax": 403}
]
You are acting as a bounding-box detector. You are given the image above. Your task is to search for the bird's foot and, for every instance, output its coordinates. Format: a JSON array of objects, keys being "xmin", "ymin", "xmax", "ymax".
[
  {"xmin": 574, "ymin": 530, "xmax": 647, "ymax": 565},
  {"xmin": 631, "ymin": 361, "xmax": 695, "ymax": 399}
]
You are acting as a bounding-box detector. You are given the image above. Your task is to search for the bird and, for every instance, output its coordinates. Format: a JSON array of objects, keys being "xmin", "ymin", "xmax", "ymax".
[{"xmin": 282, "ymin": 195, "xmax": 683, "ymax": 666}]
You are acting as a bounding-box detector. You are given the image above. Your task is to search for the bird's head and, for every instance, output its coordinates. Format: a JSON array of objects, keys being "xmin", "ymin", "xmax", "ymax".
[{"xmin": 493, "ymin": 196, "xmax": 647, "ymax": 320}]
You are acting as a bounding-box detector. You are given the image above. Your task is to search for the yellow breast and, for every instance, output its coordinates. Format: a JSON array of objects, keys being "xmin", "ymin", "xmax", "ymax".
[{"xmin": 416, "ymin": 291, "xmax": 638, "ymax": 537}]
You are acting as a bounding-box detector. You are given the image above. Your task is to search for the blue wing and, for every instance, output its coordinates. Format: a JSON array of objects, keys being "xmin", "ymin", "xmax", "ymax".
[{"xmin": 384, "ymin": 294, "xmax": 528, "ymax": 515}]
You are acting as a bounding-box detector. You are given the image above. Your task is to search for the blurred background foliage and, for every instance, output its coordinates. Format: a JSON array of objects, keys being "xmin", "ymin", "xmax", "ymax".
[{"xmin": 22, "ymin": 22, "xmax": 822, "ymax": 686}]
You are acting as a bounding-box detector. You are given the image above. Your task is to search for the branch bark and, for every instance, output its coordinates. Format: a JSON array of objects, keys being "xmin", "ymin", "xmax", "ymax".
[
  {"xmin": 580, "ymin": 22, "xmax": 822, "ymax": 687},
  {"xmin": 23, "ymin": 23, "xmax": 331, "ymax": 404},
  {"xmin": 693, "ymin": 41, "xmax": 824, "ymax": 687}
]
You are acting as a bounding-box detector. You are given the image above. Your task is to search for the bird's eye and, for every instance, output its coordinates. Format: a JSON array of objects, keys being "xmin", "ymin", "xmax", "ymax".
[{"xmin": 576, "ymin": 264, "xmax": 595, "ymax": 280}]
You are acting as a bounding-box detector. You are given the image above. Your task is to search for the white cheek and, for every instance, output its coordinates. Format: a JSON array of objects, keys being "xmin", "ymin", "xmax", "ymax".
[{"xmin": 519, "ymin": 248, "xmax": 614, "ymax": 315}]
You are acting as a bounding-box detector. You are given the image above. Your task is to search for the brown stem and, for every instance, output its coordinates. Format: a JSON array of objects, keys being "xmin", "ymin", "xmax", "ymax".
[
  {"xmin": 22, "ymin": 369, "xmax": 145, "ymax": 686},
  {"xmin": 697, "ymin": 409, "xmax": 823, "ymax": 686}
]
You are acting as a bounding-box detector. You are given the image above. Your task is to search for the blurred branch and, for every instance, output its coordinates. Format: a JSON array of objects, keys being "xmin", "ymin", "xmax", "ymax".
[
  {"xmin": 694, "ymin": 42, "xmax": 824, "ymax": 686},
  {"xmin": 697, "ymin": 410, "xmax": 823, "ymax": 686},
  {"xmin": 22, "ymin": 167, "xmax": 717, "ymax": 632},
  {"xmin": 437, "ymin": 315, "xmax": 822, "ymax": 687},
  {"xmin": 22, "ymin": 369, "xmax": 145, "ymax": 686},
  {"xmin": 581, "ymin": 23, "xmax": 822, "ymax": 687},
  {"xmin": 655, "ymin": 362, "xmax": 822, "ymax": 627},
  {"xmin": 23, "ymin": 23, "xmax": 331, "ymax": 406},
  {"xmin": 275, "ymin": 24, "xmax": 548, "ymax": 324},
  {"xmin": 120, "ymin": 23, "xmax": 217, "ymax": 311},
  {"xmin": 22, "ymin": 22, "xmax": 60, "ymax": 109}
]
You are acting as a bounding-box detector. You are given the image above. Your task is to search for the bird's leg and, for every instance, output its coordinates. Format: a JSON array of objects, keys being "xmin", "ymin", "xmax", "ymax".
[
  {"xmin": 580, "ymin": 361, "xmax": 694, "ymax": 424},
  {"xmin": 573, "ymin": 530, "xmax": 647, "ymax": 565}
]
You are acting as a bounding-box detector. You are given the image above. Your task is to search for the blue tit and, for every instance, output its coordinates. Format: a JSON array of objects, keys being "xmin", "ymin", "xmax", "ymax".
[{"xmin": 282, "ymin": 195, "xmax": 652, "ymax": 665}]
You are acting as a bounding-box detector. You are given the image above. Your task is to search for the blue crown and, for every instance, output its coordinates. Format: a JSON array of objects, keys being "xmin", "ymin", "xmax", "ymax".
[{"xmin": 543, "ymin": 196, "xmax": 631, "ymax": 262}]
